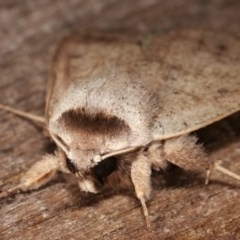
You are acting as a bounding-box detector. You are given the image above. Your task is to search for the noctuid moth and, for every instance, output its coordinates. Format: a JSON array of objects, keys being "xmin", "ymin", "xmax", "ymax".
[{"xmin": 1, "ymin": 29, "xmax": 240, "ymax": 230}]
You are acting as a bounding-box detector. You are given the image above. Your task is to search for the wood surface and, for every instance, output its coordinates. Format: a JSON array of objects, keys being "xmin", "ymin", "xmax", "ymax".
[{"xmin": 0, "ymin": 1, "xmax": 240, "ymax": 239}]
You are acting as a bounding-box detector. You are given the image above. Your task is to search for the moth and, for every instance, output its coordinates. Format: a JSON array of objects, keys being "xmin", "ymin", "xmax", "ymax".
[{"xmin": 1, "ymin": 29, "xmax": 240, "ymax": 230}]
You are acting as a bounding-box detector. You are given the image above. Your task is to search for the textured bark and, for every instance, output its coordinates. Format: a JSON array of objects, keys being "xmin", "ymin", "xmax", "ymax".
[{"xmin": 0, "ymin": 1, "xmax": 240, "ymax": 239}]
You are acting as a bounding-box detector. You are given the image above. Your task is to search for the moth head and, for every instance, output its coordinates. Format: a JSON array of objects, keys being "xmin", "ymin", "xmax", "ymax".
[{"xmin": 49, "ymin": 107, "xmax": 133, "ymax": 192}]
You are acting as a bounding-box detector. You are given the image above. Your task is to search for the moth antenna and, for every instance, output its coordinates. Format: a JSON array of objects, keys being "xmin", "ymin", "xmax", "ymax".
[
  {"xmin": 139, "ymin": 196, "xmax": 151, "ymax": 231},
  {"xmin": 0, "ymin": 104, "xmax": 45, "ymax": 125},
  {"xmin": 101, "ymin": 147, "xmax": 137, "ymax": 160},
  {"xmin": 214, "ymin": 164, "xmax": 240, "ymax": 181}
]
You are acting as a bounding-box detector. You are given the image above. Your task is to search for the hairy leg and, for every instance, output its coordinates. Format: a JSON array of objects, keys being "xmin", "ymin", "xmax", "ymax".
[
  {"xmin": 148, "ymin": 142, "xmax": 169, "ymax": 171},
  {"xmin": 0, "ymin": 151, "xmax": 65, "ymax": 198},
  {"xmin": 163, "ymin": 135, "xmax": 240, "ymax": 183},
  {"xmin": 131, "ymin": 150, "xmax": 152, "ymax": 230},
  {"xmin": 163, "ymin": 135, "xmax": 210, "ymax": 172}
]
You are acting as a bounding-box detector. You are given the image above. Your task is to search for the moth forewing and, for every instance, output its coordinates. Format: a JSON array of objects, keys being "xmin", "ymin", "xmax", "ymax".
[
  {"xmin": 150, "ymin": 30, "xmax": 240, "ymax": 140},
  {"xmin": 1, "ymin": 29, "xmax": 240, "ymax": 231}
]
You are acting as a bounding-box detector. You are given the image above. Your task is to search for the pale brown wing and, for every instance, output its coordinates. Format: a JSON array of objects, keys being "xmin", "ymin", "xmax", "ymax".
[
  {"xmin": 45, "ymin": 34, "xmax": 84, "ymax": 121},
  {"xmin": 149, "ymin": 29, "xmax": 240, "ymax": 140},
  {"xmin": 45, "ymin": 32, "xmax": 138, "ymax": 122},
  {"xmin": 46, "ymin": 29, "xmax": 240, "ymax": 143}
]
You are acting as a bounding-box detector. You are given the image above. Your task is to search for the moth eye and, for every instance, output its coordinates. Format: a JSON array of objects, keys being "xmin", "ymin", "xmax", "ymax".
[
  {"xmin": 93, "ymin": 157, "xmax": 118, "ymax": 184},
  {"xmin": 66, "ymin": 157, "xmax": 77, "ymax": 173}
]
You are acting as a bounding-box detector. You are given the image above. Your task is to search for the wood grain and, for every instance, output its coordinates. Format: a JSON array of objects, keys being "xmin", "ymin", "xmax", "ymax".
[{"xmin": 0, "ymin": 1, "xmax": 240, "ymax": 239}]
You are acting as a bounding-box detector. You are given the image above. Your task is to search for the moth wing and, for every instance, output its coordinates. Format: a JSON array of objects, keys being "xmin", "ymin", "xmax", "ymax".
[
  {"xmin": 45, "ymin": 35, "xmax": 75, "ymax": 121},
  {"xmin": 46, "ymin": 29, "xmax": 240, "ymax": 145},
  {"xmin": 149, "ymin": 29, "xmax": 240, "ymax": 140},
  {"xmin": 45, "ymin": 32, "xmax": 138, "ymax": 122}
]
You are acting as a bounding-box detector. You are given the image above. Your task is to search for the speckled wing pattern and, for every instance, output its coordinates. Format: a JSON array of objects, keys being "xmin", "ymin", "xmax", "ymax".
[{"xmin": 149, "ymin": 30, "xmax": 240, "ymax": 140}]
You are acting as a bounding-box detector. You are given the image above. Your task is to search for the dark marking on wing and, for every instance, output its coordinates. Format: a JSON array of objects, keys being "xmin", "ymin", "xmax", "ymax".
[{"xmin": 59, "ymin": 107, "xmax": 130, "ymax": 136}]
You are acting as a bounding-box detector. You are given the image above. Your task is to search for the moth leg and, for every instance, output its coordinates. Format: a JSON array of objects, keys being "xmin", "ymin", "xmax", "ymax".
[
  {"xmin": 0, "ymin": 103, "xmax": 45, "ymax": 124},
  {"xmin": 131, "ymin": 150, "xmax": 152, "ymax": 230},
  {"xmin": 163, "ymin": 135, "xmax": 240, "ymax": 184},
  {"xmin": 214, "ymin": 163, "xmax": 240, "ymax": 182},
  {"xmin": 0, "ymin": 152, "xmax": 63, "ymax": 199},
  {"xmin": 163, "ymin": 135, "xmax": 210, "ymax": 177},
  {"xmin": 205, "ymin": 169, "xmax": 211, "ymax": 185},
  {"xmin": 148, "ymin": 142, "xmax": 169, "ymax": 171}
]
